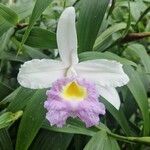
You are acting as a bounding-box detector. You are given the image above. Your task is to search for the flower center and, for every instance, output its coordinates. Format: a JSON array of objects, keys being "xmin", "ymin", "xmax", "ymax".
[{"xmin": 61, "ymin": 81, "xmax": 87, "ymax": 101}]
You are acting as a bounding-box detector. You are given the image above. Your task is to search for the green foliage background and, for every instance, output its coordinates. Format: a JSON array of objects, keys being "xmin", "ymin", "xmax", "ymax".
[{"xmin": 0, "ymin": 0, "xmax": 150, "ymax": 149}]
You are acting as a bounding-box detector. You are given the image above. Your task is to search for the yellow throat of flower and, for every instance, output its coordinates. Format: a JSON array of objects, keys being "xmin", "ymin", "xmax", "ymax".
[{"xmin": 61, "ymin": 81, "xmax": 87, "ymax": 101}]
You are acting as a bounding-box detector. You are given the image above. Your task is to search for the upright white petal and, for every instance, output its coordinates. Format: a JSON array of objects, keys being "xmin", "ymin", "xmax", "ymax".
[
  {"xmin": 97, "ymin": 85, "xmax": 120, "ymax": 110},
  {"xmin": 17, "ymin": 59, "xmax": 67, "ymax": 89},
  {"xmin": 57, "ymin": 7, "xmax": 78, "ymax": 66},
  {"xmin": 75, "ymin": 59, "xmax": 129, "ymax": 87}
]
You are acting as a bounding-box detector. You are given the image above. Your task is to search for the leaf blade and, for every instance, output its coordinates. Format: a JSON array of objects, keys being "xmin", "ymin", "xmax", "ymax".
[
  {"xmin": 124, "ymin": 66, "xmax": 150, "ymax": 135},
  {"xmin": 77, "ymin": 0, "xmax": 109, "ymax": 52},
  {"xmin": 19, "ymin": 0, "xmax": 53, "ymax": 50},
  {"xmin": 16, "ymin": 89, "xmax": 46, "ymax": 150}
]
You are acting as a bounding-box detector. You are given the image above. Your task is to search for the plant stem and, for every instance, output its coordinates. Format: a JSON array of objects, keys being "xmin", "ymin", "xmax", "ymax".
[
  {"xmin": 121, "ymin": 32, "xmax": 150, "ymax": 43},
  {"xmin": 95, "ymin": 125, "xmax": 150, "ymax": 145}
]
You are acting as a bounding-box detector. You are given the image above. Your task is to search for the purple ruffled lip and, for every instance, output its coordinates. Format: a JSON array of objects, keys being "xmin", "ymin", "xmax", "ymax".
[{"xmin": 44, "ymin": 77, "xmax": 105, "ymax": 127}]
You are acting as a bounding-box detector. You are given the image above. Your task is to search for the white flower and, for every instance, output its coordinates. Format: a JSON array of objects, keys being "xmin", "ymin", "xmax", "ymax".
[{"xmin": 17, "ymin": 7, "xmax": 129, "ymax": 110}]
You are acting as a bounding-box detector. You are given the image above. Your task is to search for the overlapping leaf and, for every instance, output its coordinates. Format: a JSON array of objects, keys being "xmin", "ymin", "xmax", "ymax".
[
  {"xmin": 0, "ymin": 129, "xmax": 13, "ymax": 150},
  {"xmin": 0, "ymin": 111, "xmax": 23, "ymax": 130},
  {"xmin": 0, "ymin": 3, "xmax": 18, "ymax": 37},
  {"xmin": 16, "ymin": 89, "xmax": 46, "ymax": 150},
  {"xmin": 20, "ymin": 0, "xmax": 53, "ymax": 50},
  {"xmin": 77, "ymin": 0, "xmax": 109, "ymax": 52},
  {"xmin": 84, "ymin": 130, "xmax": 120, "ymax": 150},
  {"xmin": 124, "ymin": 66, "xmax": 150, "ymax": 135}
]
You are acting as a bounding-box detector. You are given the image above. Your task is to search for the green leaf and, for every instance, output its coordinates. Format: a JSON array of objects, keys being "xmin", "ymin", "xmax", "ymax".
[
  {"xmin": 0, "ymin": 111, "xmax": 23, "ymax": 130},
  {"xmin": 16, "ymin": 89, "xmax": 46, "ymax": 150},
  {"xmin": 0, "ymin": 3, "xmax": 18, "ymax": 25},
  {"xmin": 84, "ymin": 130, "xmax": 120, "ymax": 150},
  {"xmin": 8, "ymin": 87, "xmax": 36, "ymax": 112},
  {"xmin": 20, "ymin": 0, "xmax": 53, "ymax": 50},
  {"xmin": 94, "ymin": 23, "xmax": 126, "ymax": 50},
  {"xmin": 79, "ymin": 51, "xmax": 137, "ymax": 66},
  {"xmin": 29, "ymin": 130, "xmax": 73, "ymax": 150},
  {"xmin": 130, "ymin": 1, "xmax": 147, "ymax": 21},
  {"xmin": 16, "ymin": 27, "xmax": 57, "ymax": 49},
  {"xmin": 124, "ymin": 66, "xmax": 150, "ymax": 135},
  {"xmin": 12, "ymin": 37, "xmax": 49, "ymax": 59},
  {"xmin": 0, "ymin": 87, "xmax": 21, "ymax": 106},
  {"xmin": 0, "ymin": 82, "xmax": 12, "ymax": 100},
  {"xmin": 127, "ymin": 136, "xmax": 150, "ymax": 145},
  {"xmin": 0, "ymin": 129, "xmax": 13, "ymax": 150},
  {"xmin": 0, "ymin": 4, "xmax": 18, "ymax": 37},
  {"xmin": 122, "ymin": 0, "xmax": 131, "ymax": 37},
  {"xmin": 101, "ymin": 98, "xmax": 131, "ymax": 136},
  {"xmin": 11, "ymin": 0, "xmax": 34, "ymax": 21},
  {"xmin": 136, "ymin": 6, "xmax": 150, "ymax": 25},
  {"xmin": 0, "ymin": 28, "xmax": 14, "ymax": 54},
  {"xmin": 25, "ymin": 46, "xmax": 49, "ymax": 59},
  {"xmin": 77, "ymin": 0, "xmax": 109, "ymax": 52},
  {"xmin": 43, "ymin": 119, "xmax": 96, "ymax": 137},
  {"xmin": 0, "ymin": 16, "xmax": 12, "ymax": 37},
  {"xmin": 125, "ymin": 44, "xmax": 150, "ymax": 73},
  {"xmin": 0, "ymin": 51, "xmax": 29, "ymax": 62}
]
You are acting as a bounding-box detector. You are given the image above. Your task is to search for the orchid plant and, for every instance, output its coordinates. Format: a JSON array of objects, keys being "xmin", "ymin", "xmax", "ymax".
[{"xmin": 17, "ymin": 7, "xmax": 129, "ymax": 127}]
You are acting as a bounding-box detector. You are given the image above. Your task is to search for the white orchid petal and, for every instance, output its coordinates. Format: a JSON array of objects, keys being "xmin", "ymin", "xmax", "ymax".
[
  {"xmin": 57, "ymin": 7, "xmax": 78, "ymax": 66},
  {"xmin": 97, "ymin": 85, "xmax": 120, "ymax": 110},
  {"xmin": 75, "ymin": 59, "xmax": 129, "ymax": 87},
  {"xmin": 17, "ymin": 59, "xmax": 67, "ymax": 89}
]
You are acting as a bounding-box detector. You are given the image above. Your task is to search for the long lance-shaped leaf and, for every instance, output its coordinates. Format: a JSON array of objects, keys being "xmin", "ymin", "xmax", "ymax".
[
  {"xmin": 19, "ymin": 0, "xmax": 53, "ymax": 51},
  {"xmin": 77, "ymin": 0, "xmax": 109, "ymax": 52},
  {"xmin": 0, "ymin": 4, "xmax": 18, "ymax": 37},
  {"xmin": 0, "ymin": 129, "xmax": 13, "ymax": 150},
  {"xmin": 16, "ymin": 89, "xmax": 46, "ymax": 150},
  {"xmin": 124, "ymin": 66, "xmax": 150, "ymax": 135},
  {"xmin": 0, "ymin": 111, "xmax": 23, "ymax": 130}
]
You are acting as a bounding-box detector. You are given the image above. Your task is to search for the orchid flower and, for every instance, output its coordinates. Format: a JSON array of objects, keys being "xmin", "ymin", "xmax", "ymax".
[{"xmin": 17, "ymin": 7, "xmax": 129, "ymax": 127}]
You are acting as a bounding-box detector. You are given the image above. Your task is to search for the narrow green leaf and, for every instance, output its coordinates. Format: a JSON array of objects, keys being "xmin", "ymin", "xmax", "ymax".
[
  {"xmin": 130, "ymin": 1, "xmax": 147, "ymax": 21},
  {"xmin": 0, "ymin": 28, "xmax": 14, "ymax": 54},
  {"xmin": 0, "ymin": 87, "xmax": 21, "ymax": 106},
  {"xmin": 0, "ymin": 129, "xmax": 13, "ymax": 150},
  {"xmin": 0, "ymin": 82, "xmax": 12, "ymax": 100},
  {"xmin": 26, "ymin": 28, "xmax": 56, "ymax": 49},
  {"xmin": 0, "ymin": 111, "xmax": 23, "ymax": 130},
  {"xmin": 0, "ymin": 51, "xmax": 29, "ymax": 62},
  {"xmin": 16, "ymin": 27, "xmax": 56, "ymax": 49},
  {"xmin": 121, "ymin": 0, "xmax": 131, "ymax": 38},
  {"xmin": 0, "ymin": 3, "xmax": 18, "ymax": 25},
  {"xmin": 136, "ymin": 6, "xmax": 150, "ymax": 25},
  {"xmin": 94, "ymin": 23, "xmax": 126, "ymax": 50},
  {"xmin": 0, "ymin": 4, "xmax": 18, "ymax": 37},
  {"xmin": 8, "ymin": 87, "xmax": 36, "ymax": 112},
  {"xmin": 29, "ymin": 130, "xmax": 73, "ymax": 150},
  {"xmin": 101, "ymin": 98, "xmax": 131, "ymax": 136},
  {"xmin": 43, "ymin": 119, "xmax": 96, "ymax": 137},
  {"xmin": 20, "ymin": 0, "xmax": 53, "ymax": 50},
  {"xmin": 25, "ymin": 46, "xmax": 49, "ymax": 59},
  {"xmin": 16, "ymin": 89, "xmax": 46, "ymax": 150},
  {"xmin": 0, "ymin": 16, "xmax": 12, "ymax": 37},
  {"xmin": 12, "ymin": 37, "xmax": 49, "ymax": 59},
  {"xmin": 84, "ymin": 130, "xmax": 120, "ymax": 150},
  {"xmin": 125, "ymin": 44, "xmax": 150, "ymax": 73},
  {"xmin": 124, "ymin": 66, "xmax": 150, "ymax": 135},
  {"xmin": 79, "ymin": 51, "xmax": 137, "ymax": 66},
  {"xmin": 11, "ymin": 0, "xmax": 34, "ymax": 21},
  {"xmin": 77, "ymin": 0, "xmax": 109, "ymax": 52}
]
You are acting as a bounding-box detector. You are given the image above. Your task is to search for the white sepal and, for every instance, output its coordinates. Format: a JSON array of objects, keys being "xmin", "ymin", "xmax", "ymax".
[
  {"xmin": 97, "ymin": 85, "xmax": 121, "ymax": 110},
  {"xmin": 17, "ymin": 59, "xmax": 67, "ymax": 89},
  {"xmin": 57, "ymin": 7, "xmax": 78, "ymax": 66},
  {"xmin": 75, "ymin": 59, "xmax": 129, "ymax": 87}
]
